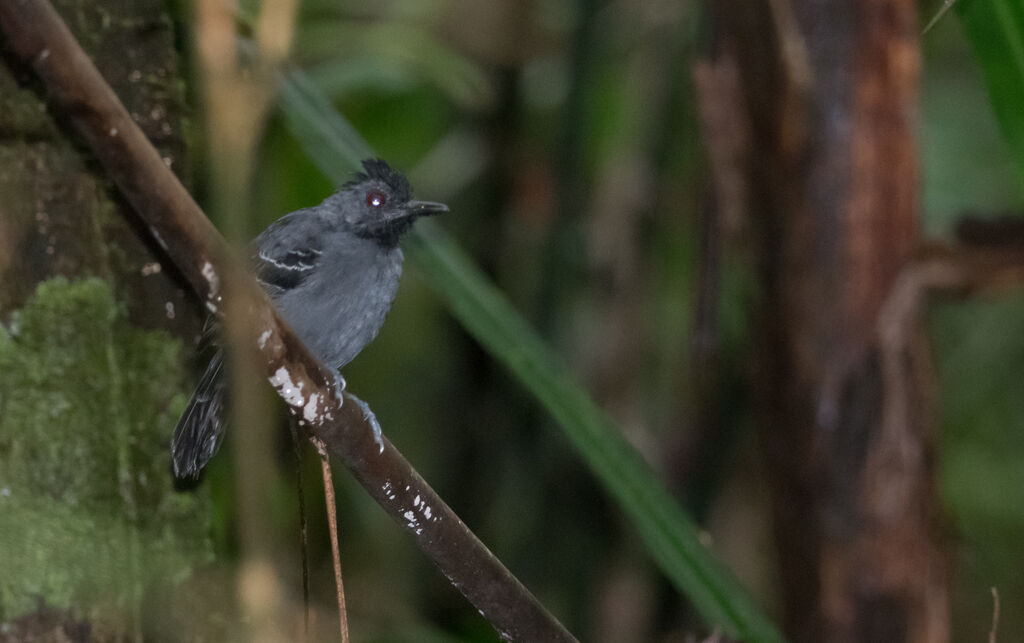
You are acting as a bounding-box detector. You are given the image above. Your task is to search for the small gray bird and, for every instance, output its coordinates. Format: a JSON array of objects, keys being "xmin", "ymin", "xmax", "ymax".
[{"xmin": 172, "ymin": 159, "xmax": 448, "ymax": 478}]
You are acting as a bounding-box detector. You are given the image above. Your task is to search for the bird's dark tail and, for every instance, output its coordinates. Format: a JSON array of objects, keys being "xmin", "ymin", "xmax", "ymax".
[{"xmin": 172, "ymin": 351, "xmax": 226, "ymax": 479}]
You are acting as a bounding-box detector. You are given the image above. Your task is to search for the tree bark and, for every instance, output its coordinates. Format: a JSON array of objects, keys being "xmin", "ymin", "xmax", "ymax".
[
  {"xmin": 0, "ymin": 0, "xmax": 197, "ymax": 336},
  {"xmin": 0, "ymin": 0, "xmax": 207, "ymax": 637},
  {"xmin": 717, "ymin": 2, "xmax": 948, "ymax": 642}
]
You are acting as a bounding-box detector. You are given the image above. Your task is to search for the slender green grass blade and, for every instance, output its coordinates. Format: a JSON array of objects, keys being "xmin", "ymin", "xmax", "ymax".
[{"xmin": 277, "ymin": 69, "xmax": 786, "ymax": 643}]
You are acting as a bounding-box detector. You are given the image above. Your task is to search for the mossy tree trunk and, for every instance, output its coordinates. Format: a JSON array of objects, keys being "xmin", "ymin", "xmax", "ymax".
[{"xmin": 0, "ymin": 0, "xmax": 213, "ymax": 639}]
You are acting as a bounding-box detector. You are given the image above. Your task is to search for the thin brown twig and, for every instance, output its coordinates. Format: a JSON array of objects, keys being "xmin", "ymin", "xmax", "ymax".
[
  {"xmin": 0, "ymin": 2, "xmax": 577, "ymax": 641},
  {"xmin": 877, "ymin": 243, "xmax": 1024, "ymax": 526},
  {"xmin": 289, "ymin": 425, "xmax": 311, "ymax": 639},
  {"xmin": 922, "ymin": 0, "xmax": 960, "ymax": 35},
  {"xmin": 320, "ymin": 455, "xmax": 350, "ymax": 643},
  {"xmin": 989, "ymin": 587, "xmax": 1000, "ymax": 643}
]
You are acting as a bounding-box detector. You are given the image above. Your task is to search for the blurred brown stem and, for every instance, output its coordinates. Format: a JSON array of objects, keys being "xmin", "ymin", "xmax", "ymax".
[
  {"xmin": 196, "ymin": 0, "xmax": 300, "ymax": 639},
  {"xmin": 989, "ymin": 587, "xmax": 1000, "ymax": 643},
  {"xmin": 718, "ymin": 1, "xmax": 946, "ymax": 641},
  {"xmin": 0, "ymin": 1, "xmax": 576, "ymax": 640}
]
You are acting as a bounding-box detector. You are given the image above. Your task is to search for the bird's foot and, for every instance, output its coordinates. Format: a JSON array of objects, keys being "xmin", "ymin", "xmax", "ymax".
[
  {"xmin": 344, "ymin": 391, "xmax": 384, "ymax": 454},
  {"xmin": 333, "ymin": 375, "xmax": 347, "ymax": 406}
]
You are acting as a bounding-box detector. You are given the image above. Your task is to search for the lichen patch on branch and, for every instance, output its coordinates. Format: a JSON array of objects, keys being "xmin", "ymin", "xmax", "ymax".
[
  {"xmin": 268, "ymin": 366, "xmax": 304, "ymax": 408},
  {"xmin": 200, "ymin": 260, "xmax": 220, "ymax": 302},
  {"xmin": 303, "ymin": 393, "xmax": 320, "ymax": 423}
]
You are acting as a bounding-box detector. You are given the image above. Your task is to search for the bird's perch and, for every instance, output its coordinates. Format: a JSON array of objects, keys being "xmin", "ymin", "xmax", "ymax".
[{"xmin": 0, "ymin": 1, "xmax": 576, "ymax": 640}]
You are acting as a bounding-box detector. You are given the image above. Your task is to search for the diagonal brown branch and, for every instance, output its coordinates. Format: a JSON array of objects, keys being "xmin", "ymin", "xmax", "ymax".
[{"xmin": 0, "ymin": 1, "xmax": 576, "ymax": 640}]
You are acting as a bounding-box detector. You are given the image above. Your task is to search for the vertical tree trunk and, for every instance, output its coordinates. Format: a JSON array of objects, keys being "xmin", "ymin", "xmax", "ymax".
[
  {"xmin": 0, "ymin": 0, "xmax": 197, "ymax": 336},
  {"xmin": 0, "ymin": 0, "xmax": 208, "ymax": 637},
  {"xmin": 719, "ymin": 2, "xmax": 948, "ymax": 641}
]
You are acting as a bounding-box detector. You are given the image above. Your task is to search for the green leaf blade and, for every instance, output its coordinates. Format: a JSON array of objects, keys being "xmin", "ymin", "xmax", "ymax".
[{"xmin": 957, "ymin": 0, "xmax": 1024, "ymax": 179}]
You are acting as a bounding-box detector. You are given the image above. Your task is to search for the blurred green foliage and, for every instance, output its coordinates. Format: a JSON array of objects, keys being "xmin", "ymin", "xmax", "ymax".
[
  {"xmin": 5, "ymin": 0, "xmax": 1023, "ymax": 641},
  {"xmin": 925, "ymin": 5, "xmax": 1024, "ymax": 640},
  {"xmin": 236, "ymin": 1, "xmax": 1024, "ymax": 640},
  {"xmin": 249, "ymin": 2, "xmax": 746, "ymax": 639}
]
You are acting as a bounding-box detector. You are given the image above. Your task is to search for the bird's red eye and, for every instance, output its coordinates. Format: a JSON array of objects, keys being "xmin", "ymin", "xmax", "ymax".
[{"xmin": 366, "ymin": 191, "xmax": 386, "ymax": 208}]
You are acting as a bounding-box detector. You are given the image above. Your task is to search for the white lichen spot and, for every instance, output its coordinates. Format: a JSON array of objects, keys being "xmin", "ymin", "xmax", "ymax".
[
  {"xmin": 141, "ymin": 261, "xmax": 162, "ymax": 276},
  {"xmin": 422, "ymin": 505, "xmax": 432, "ymax": 520},
  {"xmin": 303, "ymin": 393, "xmax": 320, "ymax": 423},
  {"xmin": 165, "ymin": 301, "xmax": 175, "ymax": 319},
  {"xmin": 38, "ymin": 48, "xmax": 50, "ymax": 61},
  {"xmin": 163, "ymin": 156, "xmax": 174, "ymax": 168},
  {"xmin": 413, "ymin": 495, "xmax": 421, "ymax": 507},
  {"xmin": 268, "ymin": 367, "xmax": 304, "ymax": 408},
  {"xmin": 205, "ymin": 301, "xmax": 217, "ymax": 313},
  {"xmin": 257, "ymin": 330, "xmax": 271, "ymax": 349},
  {"xmin": 404, "ymin": 510, "xmax": 415, "ymax": 522},
  {"xmin": 201, "ymin": 261, "xmax": 219, "ymax": 297},
  {"xmin": 109, "ymin": 127, "xmax": 118, "ymax": 137}
]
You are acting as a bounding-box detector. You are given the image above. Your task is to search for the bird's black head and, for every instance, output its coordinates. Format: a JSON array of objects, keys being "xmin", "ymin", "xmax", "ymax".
[{"xmin": 331, "ymin": 159, "xmax": 448, "ymax": 247}]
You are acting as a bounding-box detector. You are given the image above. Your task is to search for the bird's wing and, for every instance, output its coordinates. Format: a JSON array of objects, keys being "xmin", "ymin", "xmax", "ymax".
[{"xmin": 251, "ymin": 211, "xmax": 325, "ymax": 296}]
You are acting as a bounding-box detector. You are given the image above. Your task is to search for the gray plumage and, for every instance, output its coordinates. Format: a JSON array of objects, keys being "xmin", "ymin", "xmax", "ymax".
[{"xmin": 172, "ymin": 159, "xmax": 447, "ymax": 479}]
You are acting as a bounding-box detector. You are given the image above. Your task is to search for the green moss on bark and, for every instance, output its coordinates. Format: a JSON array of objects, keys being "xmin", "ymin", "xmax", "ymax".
[{"xmin": 0, "ymin": 277, "xmax": 212, "ymax": 623}]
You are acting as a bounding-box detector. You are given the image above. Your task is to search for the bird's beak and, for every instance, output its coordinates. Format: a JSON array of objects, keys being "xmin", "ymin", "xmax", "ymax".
[{"xmin": 404, "ymin": 200, "xmax": 449, "ymax": 217}]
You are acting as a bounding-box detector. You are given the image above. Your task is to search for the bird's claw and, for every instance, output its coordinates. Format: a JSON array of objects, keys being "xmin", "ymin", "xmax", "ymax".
[
  {"xmin": 344, "ymin": 391, "xmax": 384, "ymax": 454},
  {"xmin": 333, "ymin": 375, "xmax": 347, "ymax": 406}
]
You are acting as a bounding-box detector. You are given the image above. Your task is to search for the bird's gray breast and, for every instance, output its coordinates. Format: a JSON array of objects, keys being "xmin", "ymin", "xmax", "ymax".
[{"xmin": 274, "ymin": 236, "xmax": 403, "ymax": 370}]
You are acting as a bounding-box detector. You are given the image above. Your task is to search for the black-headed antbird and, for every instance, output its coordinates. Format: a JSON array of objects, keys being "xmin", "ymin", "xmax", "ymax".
[{"xmin": 172, "ymin": 159, "xmax": 448, "ymax": 479}]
